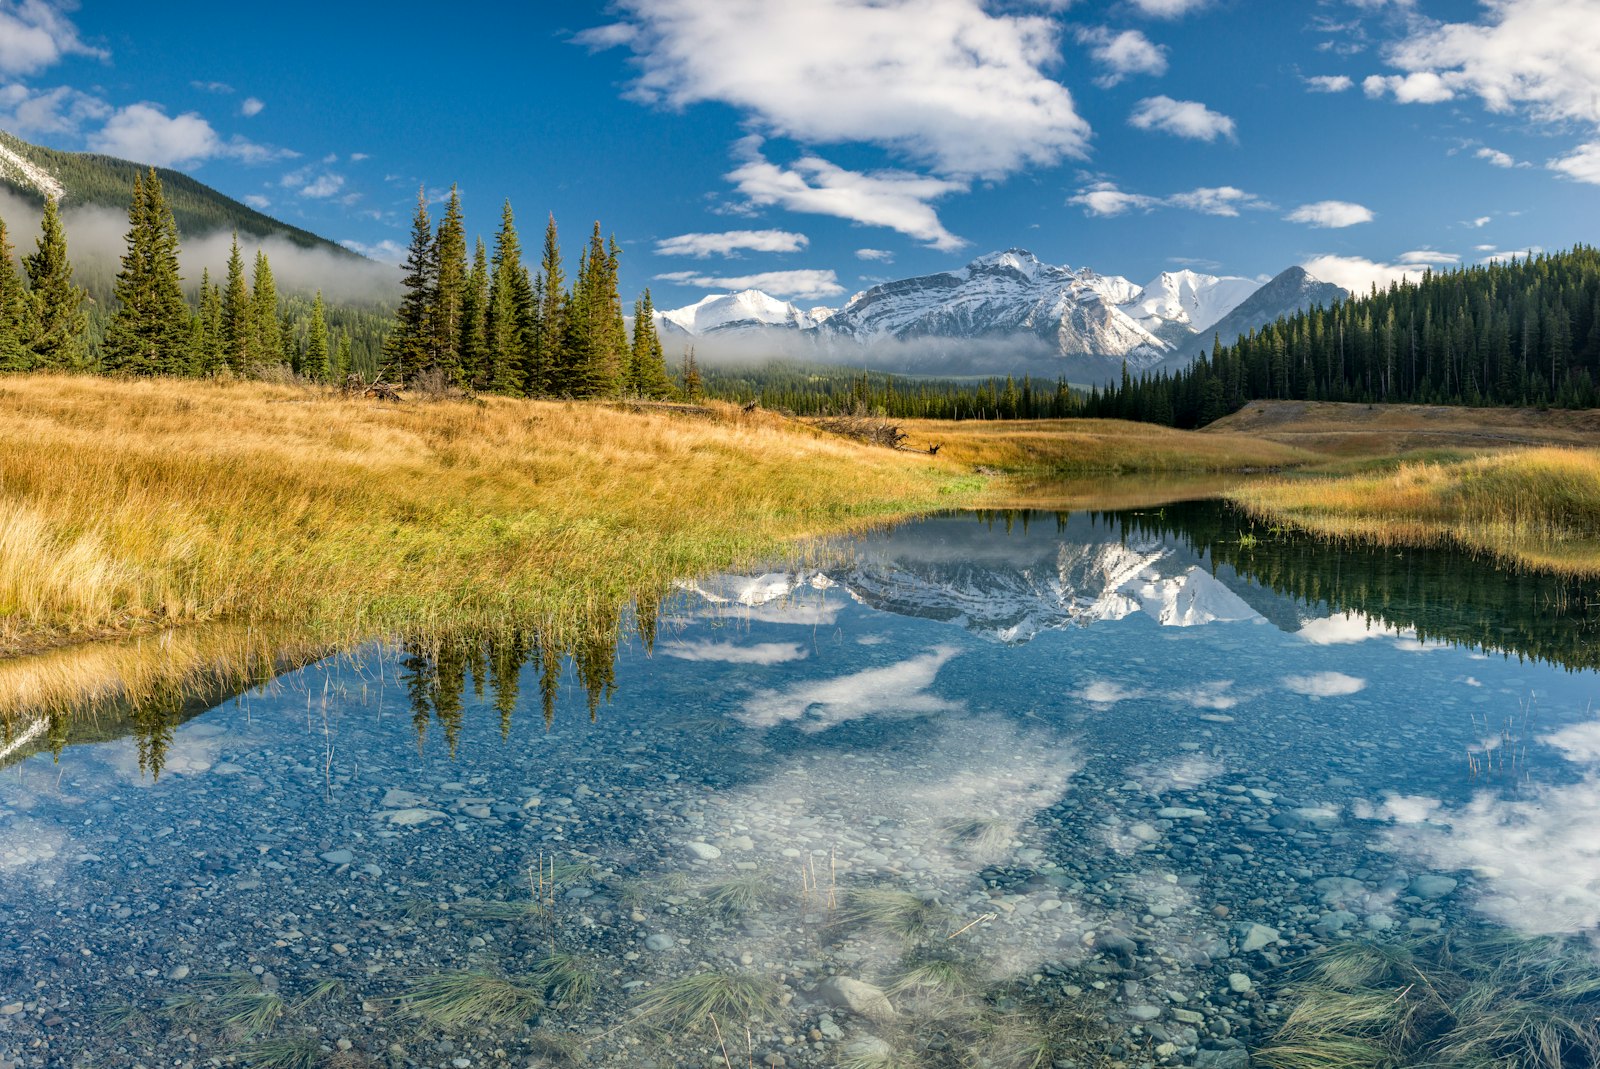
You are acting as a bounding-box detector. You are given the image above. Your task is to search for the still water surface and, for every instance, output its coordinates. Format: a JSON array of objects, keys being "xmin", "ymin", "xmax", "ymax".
[{"xmin": 2, "ymin": 500, "xmax": 1598, "ymax": 1068}]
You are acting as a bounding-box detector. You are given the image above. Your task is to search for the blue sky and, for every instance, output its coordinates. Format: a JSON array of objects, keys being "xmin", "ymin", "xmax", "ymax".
[{"xmin": 1, "ymin": 0, "xmax": 1597, "ymax": 309}]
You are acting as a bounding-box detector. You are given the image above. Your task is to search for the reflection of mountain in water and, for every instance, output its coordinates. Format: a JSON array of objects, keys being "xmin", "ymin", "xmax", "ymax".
[{"xmin": 690, "ymin": 503, "xmax": 1600, "ymax": 669}]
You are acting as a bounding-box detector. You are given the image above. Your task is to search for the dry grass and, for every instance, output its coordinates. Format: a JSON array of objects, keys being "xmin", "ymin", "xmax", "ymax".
[
  {"xmin": 892, "ymin": 417, "xmax": 1314, "ymax": 474},
  {"xmin": 1208, "ymin": 399, "xmax": 1600, "ymax": 458},
  {"xmin": 0, "ymin": 374, "xmax": 972, "ymax": 658},
  {"xmin": 1231, "ymin": 447, "xmax": 1600, "ymax": 576}
]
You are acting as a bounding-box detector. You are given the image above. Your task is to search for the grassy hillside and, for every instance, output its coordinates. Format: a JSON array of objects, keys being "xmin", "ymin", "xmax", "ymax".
[{"xmin": 0, "ymin": 129, "xmax": 354, "ymax": 253}]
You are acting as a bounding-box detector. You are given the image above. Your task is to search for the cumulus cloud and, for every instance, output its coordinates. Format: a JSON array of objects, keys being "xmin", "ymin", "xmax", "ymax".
[
  {"xmin": 87, "ymin": 102, "xmax": 285, "ymax": 168},
  {"xmin": 298, "ymin": 173, "xmax": 344, "ymax": 198},
  {"xmin": 653, "ymin": 268, "xmax": 845, "ymax": 300},
  {"xmin": 1282, "ymin": 671, "xmax": 1367, "ymax": 696},
  {"xmin": 0, "ymin": 81, "xmax": 106, "ymax": 136},
  {"xmin": 1304, "ymin": 74, "xmax": 1355, "ymax": 92},
  {"xmin": 1549, "ymin": 141, "xmax": 1600, "ymax": 185},
  {"xmin": 660, "ymin": 640, "xmax": 809, "ymax": 665},
  {"xmin": 654, "ymin": 228, "xmax": 808, "ymax": 257},
  {"xmin": 727, "ymin": 140, "xmax": 967, "ymax": 250},
  {"xmin": 737, "ymin": 646, "xmax": 963, "ymax": 732},
  {"xmin": 0, "ymin": 0, "xmax": 105, "ymax": 77},
  {"xmin": 242, "ymin": 193, "xmax": 270, "ymax": 210},
  {"xmin": 1128, "ymin": 0, "xmax": 1208, "ymax": 15},
  {"xmin": 855, "ymin": 248, "xmax": 894, "ymax": 262},
  {"xmin": 1398, "ymin": 249, "xmax": 1460, "ymax": 265},
  {"xmin": 1068, "ymin": 180, "xmax": 1268, "ymax": 217},
  {"xmin": 1076, "ymin": 27, "xmax": 1167, "ymax": 87},
  {"xmin": 240, "ymin": 96, "xmax": 264, "ymax": 117},
  {"xmin": 1301, "ymin": 253, "xmax": 1426, "ymax": 291},
  {"xmin": 1467, "ymin": 215, "xmax": 1492, "ymax": 228},
  {"xmin": 338, "ymin": 238, "xmax": 407, "ymax": 266},
  {"xmin": 1362, "ymin": 71, "xmax": 1455, "ymax": 103},
  {"xmin": 1128, "ymin": 95, "xmax": 1237, "ymax": 141},
  {"xmin": 590, "ymin": 0, "xmax": 1090, "ymax": 180},
  {"xmin": 1285, "ymin": 199, "xmax": 1375, "ymax": 227}
]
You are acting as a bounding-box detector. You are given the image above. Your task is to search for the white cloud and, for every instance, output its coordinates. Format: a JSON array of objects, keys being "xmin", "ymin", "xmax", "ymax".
[
  {"xmin": 85, "ymin": 101, "xmax": 287, "ymax": 168},
  {"xmin": 1128, "ymin": 0, "xmax": 1208, "ymax": 15},
  {"xmin": 1077, "ymin": 27, "xmax": 1167, "ymax": 87},
  {"xmin": 1304, "ymin": 74, "xmax": 1355, "ymax": 92},
  {"xmin": 1282, "ymin": 671, "xmax": 1367, "ymax": 696},
  {"xmin": 737, "ymin": 646, "xmax": 963, "ymax": 732},
  {"xmin": 571, "ymin": 21, "xmax": 639, "ymax": 49},
  {"xmin": 1301, "ymin": 253, "xmax": 1425, "ymax": 291},
  {"xmin": 1468, "ymin": 216, "xmax": 1492, "ymax": 228},
  {"xmin": 1398, "ymin": 249, "xmax": 1460, "ymax": 265},
  {"xmin": 1480, "ymin": 245, "xmax": 1542, "ymax": 262},
  {"xmin": 1297, "ymin": 611, "xmax": 1399, "ymax": 644},
  {"xmin": 0, "ymin": 82, "xmax": 107, "ymax": 136},
  {"xmin": 1079, "ymin": 681, "xmax": 1143, "ymax": 704},
  {"xmin": 592, "ymin": 0, "xmax": 1090, "ymax": 179},
  {"xmin": 1070, "ymin": 180, "xmax": 1268, "ymax": 217},
  {"xmin": 654, "ymin": 268, "xmax": 846, "ymax": 300},
  {"xmin": 298, "ymin": 173, "xmax": 344, "ymax": 198},
  {"xmin": 242, "ymin": 194, "xmax": 270, "ymax": 210},
  {"xmin": 654, "ymin": 229, "xmax": 809, "ymax": 257},
  {"xmin": 240, "ymin": 96, "xmax": 264, "ymax": 117},
  {"xmin": 339, "ymin": 238, "xmax": 407, "ymax": 265},
  {"xmin": 0, "ymin": 0, "xmax": 105, "ymax": 77},
  {"xmin": 1285, "ymin": 199, "xmax": 1375, "ymax": 227},
  {"xmin": 1165, "ymin": 185, "xmax": 1271, "ymax": 216},
  {"xmin": 660, "ymin": 640, "xmax": 808, "ymax": 664},
  {"xmin": 727, "ymin": 140, "xmax": 967, "ymax": 250},
  {"xmin": 855, "ymin": 248, "xmax": 894, "ymax": 262},
  {"xmin": 191, "ymin": 80, "xmax": 233, "ymax": 94},
  {"xmin": 1128, "ymin": 95, "xmax": 1237, "ymax": 141},
  {"xmin": 1549, "ymin": 140, "xmax": 1600, "ymax": 185},
  {"xmin": 1474, "ymin": 146, "xmax": 1514, "ymax": 168},
  {"xmin": 1362, "ymin": 71, "xmax": 1455, "ymax": 103}
]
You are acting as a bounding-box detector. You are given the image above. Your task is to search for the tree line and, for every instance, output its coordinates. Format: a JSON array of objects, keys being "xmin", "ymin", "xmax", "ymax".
[
  {"xmin": 699, "ymin": 362, "xmax": 1087, "ymax": 420},
  {"xmin": 381, "ymin": 187, "xmax": 676, "ymax": 398},
  {"xmin": 1086, "ymin": 245, "xmax": 1600, "ymax": 427},
  {"xmin": 0, "ymin": 169, "xmax": 367, "ymax": 379}
]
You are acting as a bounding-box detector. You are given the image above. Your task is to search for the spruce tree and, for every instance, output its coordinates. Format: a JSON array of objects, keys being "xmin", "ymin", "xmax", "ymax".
[
  {"xmin": 104, "ymin": 169, "xmax": 190, "ymax": 375},
  {"xmin": 304, "ymin": 290, "xmax": 330, "ymax": 382},
  {"xmin": 484, "ymin": 201, "xmax": 527, "ymax": 395},
  {"xmin": 679, "ymin": 346, "xmax": 702, "ymax": 401},
  {"xmin": 195, "ymin": 268, "xmax": 224, "ymax": 375},
  {"xmin": 0, "ymin": 215, "xmax": 27, "ymax": 372},
  {"xmin": 556, "ymin": 240, "xmax": 594, "ymax": 397},
  {"xmin": 531, "ymin": 214, "xmax": 565, "ymax": 396},
  {"xmin": 21, "ymin": 197, "xmax": 87, "ymax": 369},
  {"xmin": 221, "ymin": 234, "xmax": 253, "ymax": 373},
  {"xmin": 384, "ymin": 185, "xmax": 436, "ymax": 382},
  {"xmin": 431, "ymin": 185, "xmax": 467, "ymax": 383},
  {"xmin": 251, "ymin": 251, "xmax": 281, "ymax": 369},
  {"xmin": 335, "ymin": 334, "xmax": 352, "ymax": 380},
  {"xmin": 460, "ymin": 237, "xmax": 489, "ymax": 388},
  {"xmin": 628, "ymin": 289, "xmax": 671, "ymax": 398}
]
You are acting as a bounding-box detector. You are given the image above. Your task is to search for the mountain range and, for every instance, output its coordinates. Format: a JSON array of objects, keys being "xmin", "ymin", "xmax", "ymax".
[{"xmin": 659, "ymin": 249, "xmax": 1348, "ymax": 379}]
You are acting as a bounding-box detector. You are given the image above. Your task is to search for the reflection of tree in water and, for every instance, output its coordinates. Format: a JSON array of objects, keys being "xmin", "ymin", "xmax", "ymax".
[
  {"xmin": 398, "ymin": 596, "xmax": 657, "ymax": 755},
  {"xmin": 975, "ymin": 502, "xmax": 1600, "ymax": 672}
]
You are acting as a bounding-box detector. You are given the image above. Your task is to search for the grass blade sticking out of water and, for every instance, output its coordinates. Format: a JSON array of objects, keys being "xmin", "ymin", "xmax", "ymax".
[
  {"xmin": 528, "ymin": 952, "xmax": 599, "ymax": 1009},
  {"xmin": 400, "ymin": 970, "xmax": 545, "ymax": 1029},
  {"xmin": 238, "ymin": 1035, "xmax": 321, "ymax": 1069},
  {"xmin": 631, "ymin": 970, "xmax": 779, "ymax": 1033},
  {"xmin": 835, "ymin": 888, "xmax": 950, "ymax": 946}
]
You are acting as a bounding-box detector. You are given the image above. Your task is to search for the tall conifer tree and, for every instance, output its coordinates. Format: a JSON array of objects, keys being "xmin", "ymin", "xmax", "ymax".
[
  {"xmin": 0, "ymin": 216, "xmax": 27, "ymax": 371},
  {"xmin": 460, "ymin": 237, "xmax": 489, "ymax": 388},
  {"xmin": 384, "ymin": 185, "xmax": 436, "ymax": 382},
  {"xmin": 251, "ymin": 251, "xmax": 281, "ymax": 369},
  {"xmin": 305, "ymin": 291, "xmax": 330, "ymax": 382},
  {"xmin": 531, "ymin": 214, "xmax": 565, "ymax": 396},
  {"xmin": 431, "ymin": 185, "xmax": 467, "ymax": 382},
  {"xmin": 104, "ymin": 169, "xmax": 190, "ymax": 375},
  {"xmin": 628, "ymin": 289, "xmax": 671, "ymax": 398},
  {"xmin": 221, "ymin": 235, "xmax": 253, "ymax": 373},
  {"xmin": 21, "ymin": 197, "xmax": 86, "ymax": 369},
  {"xmin": 195, "ymin": 268, "xmax": 224, "ymax": 375},
  {"xmin": 484, "ymin": 201, "xmax": 527, "ymax": 395}
]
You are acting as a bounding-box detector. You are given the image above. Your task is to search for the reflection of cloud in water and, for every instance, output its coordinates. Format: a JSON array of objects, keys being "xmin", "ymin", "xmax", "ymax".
[
  {"xmin": 1282, "ymin": 671, "xmax": 1366, "ymax": 697},
  {"xmin": 1130, "ymin": 752, "xmax": 1226, "ymax": 794},
  {"xmin": 738, "ymin": 646, "xmax": 963, "ymax": 731},
  {"xmin": 1540, "ymin": 719, "xmax": 1600, "ymax": 762},
  {"xmin": 1176, "ymin": 679, "xmax": 1243, "ymax": 710},
  {"xmin": 661, "ymin": 640, "xmax": 809, "ymax": 665},
  {"xmin": 102, "ymin": 721, "xmax": 230, "ymax": 785},
  {"xmin": 1297, "ymin": 611, "xmax": 1403, "ymax": 645},
  {"xmin": 1379, "ymin": 778, "xmax": 1600, "ymax": 936},
  {"xmin": 1079, "ymin": 681, "xmax": 1143, "ymax": 704},
  {"xmin": 0, "ymin": 816, "xmax": 70, "ymax": 883}
]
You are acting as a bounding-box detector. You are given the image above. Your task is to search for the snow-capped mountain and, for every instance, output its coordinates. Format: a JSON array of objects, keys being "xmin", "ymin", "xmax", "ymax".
[
  {"xmin": 1160, "ymin": 266, "xmax": 1349, "ymax": 368},
  {"xmin": 654, "ymin": 249, "xmax": 1346, "ymax": 377},
  {"xmin": 657, "ymin": 289, "xmax": 829, "ymax": 338}
]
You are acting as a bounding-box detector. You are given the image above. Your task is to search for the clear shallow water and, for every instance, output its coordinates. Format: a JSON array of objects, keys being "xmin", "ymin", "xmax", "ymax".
[{"xmin": 3, "ymin": 501, "xmax": 1600, "ymax": 1068}]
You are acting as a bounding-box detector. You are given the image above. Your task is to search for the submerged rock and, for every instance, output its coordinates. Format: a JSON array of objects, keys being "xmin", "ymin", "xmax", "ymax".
[
  {"xmin": 816, "ymin": 976, "xmax": 895, "ymax": 1022},
  {"xmin": 1234, "ymin": 922, "xmax": 1279, "ymax": 952}
]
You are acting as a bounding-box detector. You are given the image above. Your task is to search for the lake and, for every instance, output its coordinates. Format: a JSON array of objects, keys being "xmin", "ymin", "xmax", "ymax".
[{"xmin": 2, "ymin": 497, "xmax": 1598, "ymax": 1069}]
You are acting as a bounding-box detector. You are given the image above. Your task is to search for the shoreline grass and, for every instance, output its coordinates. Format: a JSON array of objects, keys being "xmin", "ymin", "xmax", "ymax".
[{"xmin": 1229, "ymin": 447, "xmax": 1600, "ymax": 577}]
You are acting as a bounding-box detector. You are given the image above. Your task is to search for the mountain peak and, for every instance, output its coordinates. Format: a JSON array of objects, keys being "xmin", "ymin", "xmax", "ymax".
[{"xmin": 966, "ymin": 248, "xmax": 1048, "ymax": 281}]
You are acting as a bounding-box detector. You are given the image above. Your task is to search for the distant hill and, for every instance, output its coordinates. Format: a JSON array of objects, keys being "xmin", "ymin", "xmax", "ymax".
[{"xmin": 0, "ymin": 129, "xmax": 356, "ymax": 256}]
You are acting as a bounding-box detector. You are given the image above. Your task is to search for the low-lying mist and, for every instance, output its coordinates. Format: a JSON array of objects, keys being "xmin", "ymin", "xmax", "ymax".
[{"xmin": 0, "ymin": 189, "xmax": 400, "ymax": 307}]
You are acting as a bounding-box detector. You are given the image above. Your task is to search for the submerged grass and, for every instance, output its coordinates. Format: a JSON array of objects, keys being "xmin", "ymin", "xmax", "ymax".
[
  {"xmin": 703, "ymin": 873, "xmax": 783, "ymax": 918},
  {"xmin": 631, "ymin": 969, "xmax": 780, "ymax": 1032},
  {"xmin": 1230, "ymin": 447, "xmax": 1600, "ymax": 576},
  {"xmin": 527, "ymin": 952, "xmax": 599, "ymax": 1009},
  {"xmin": 398, "ymin": 969, "xmax": 545, "ymax": 1029},
  {"xmin": 835, "ymin": 888, "xmax": 951, "ymax": 945}
]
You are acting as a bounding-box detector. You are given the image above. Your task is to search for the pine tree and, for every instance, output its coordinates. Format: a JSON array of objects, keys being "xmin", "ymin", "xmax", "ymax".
[
  {"xmin": 431, "ymin": 185, "xmax": 467, "ymax": 383},
  {"xmin": 531, "ymin": 213, "xmax": 565, "ymax": 396},
  {"xmin": 459, "ymin": 237, "xmax": 489, "ymax": 388},
  {"xmin": 195, "ymin": 268, "xmax": 224, "ymax": 375},
  {"xmin": 304, "ymin": 290, "xmax": 330, "ymax": 382},
  {"xmin": 334, "ymin": 334, "xmax": 352, "ymax": 380},
  {"xmin": 251, "ymin": 251, "xmax": 281, "ymax": 369},
  {"xmin": 484, "ymin": 201, "xmax": 527, "ymax": 395},
  {"xmin": 0, "ymin": 215, "xmax": 27, "ymax": 372},
  {"xmin": 21, "ymin": 197, "xmax": 87, "ymax": 369},
  {"xmin": 103, "ymin": 169, "xmax": 190, "ymax": 375},
  {"xmin": 221, "ymin": 234, "xmax": 254, "ymax": 373},
  {"xmin": 628, "ymin": 289, "xmax": 671, "ymax": 398},
  {"xmin": 680, "ymin": 346, "xmax": 702, "ymax": 401},
  {"xmin": 384, "ymin": 185, "xmax": 436, "ymax": 382}
]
